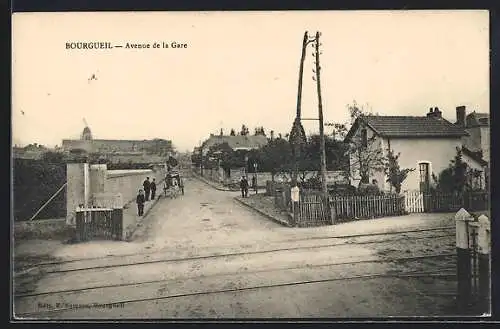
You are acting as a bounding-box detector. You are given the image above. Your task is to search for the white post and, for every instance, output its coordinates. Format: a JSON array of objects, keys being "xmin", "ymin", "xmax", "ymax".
[
  {"xmin": 477, "ymin": 214, "xmax": 491, "ymax": 314},
  {"xmin": 291, "ymin": 185, "xmax": 300, "ymax": 227},
  {"xmin": 83, "ymin": 162, "xmax": 90, "ymax": 223},
  {"xmin": 455, "ymin": 208, "xmax": 474, "ymax": 312}
]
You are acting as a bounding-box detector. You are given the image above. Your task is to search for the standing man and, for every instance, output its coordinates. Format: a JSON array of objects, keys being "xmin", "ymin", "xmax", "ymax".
[
  {"xmin": 240, "ymin": 176, "xmax": 246, "ymax": 198},
  {"xmin": 136, "ymin": 189, "xmax": 145, "ymax": 216},
  {"xmin": 150, "ymin": 178, "xmax": 157, "ymax": 200},
  {"xmin": 252, "ymin": 175, "xmax": 257, "ymax": 194},
  {"xmin": 143, "ymin": 177, "xmax": 151, "ymax": 201},
  {"xmin": 244, "ymin": 176, "xmax": 249, "ymax": 197}
]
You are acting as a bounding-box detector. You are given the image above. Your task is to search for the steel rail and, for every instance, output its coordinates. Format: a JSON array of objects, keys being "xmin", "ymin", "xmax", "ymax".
[{"xmin": 15, "ymin": 226, "xmax": 455, "ymax": 270}]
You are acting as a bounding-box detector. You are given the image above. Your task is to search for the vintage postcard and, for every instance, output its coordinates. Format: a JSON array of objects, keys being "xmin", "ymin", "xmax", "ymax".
[{"xmin": 12, "ymin": 10, "xmax": 490, "ymax": 319}]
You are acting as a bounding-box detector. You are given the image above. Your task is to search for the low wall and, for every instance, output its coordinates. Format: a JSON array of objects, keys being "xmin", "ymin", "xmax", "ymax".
[
  {"xmin": 106, "ymin": 169, "xmax": 165, "ymax": 206},
  {"xmin": 226, "ymin": 170, "xmax": 347, "ymax": 186},
  {"xmin": 66, "ymin": 163, "xmax": 166, "ymax": 226},
  {"xmin": 14, "ymin": 218, "xmax": 74, "ymax": 240},
  {"xmin": 200, "ymin": 169, "xmax": 348, "ymax": 187}
]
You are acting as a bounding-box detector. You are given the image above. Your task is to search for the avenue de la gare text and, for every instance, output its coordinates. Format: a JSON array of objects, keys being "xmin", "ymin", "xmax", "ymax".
[{"xmin": 65, "ymin": 41, "xmax": 189, "ymax": 50}]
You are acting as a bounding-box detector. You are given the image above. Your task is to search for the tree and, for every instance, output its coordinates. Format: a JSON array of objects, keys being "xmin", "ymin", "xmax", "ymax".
[
  {"xmin": 240, "ymin": 124, "xmax": 249, "ymax": 136},
  {"xmin": 41, "ymin": 151, "xmax": 64, "ymax": 163},
  {"xmin": 191, "ymin": 151, "xmax": 202, "ymax": 166},
  {"xmin": 254, "ymin": 126, "xmax": 266, "ymax": 136},
  {"xmin": 257, "ymin": 138, "xmax": 293, "ymax": 181},
  {"xmin": 307, "ymin": 134, "xmax": 349, "ymax": 172},
  {"xmin": 206, "ymin": 142, "xmax": 243, "ymax": 174},
  {"xmin": 230, "ymin": 129, "xmax": 236, "ymax": 136},
  {"xmin": 433, "ymin": 148, "xmax": 482, "ymax": 193},
  {"xmin": 338, "ymin": 101, "xmax": 385, "ymax": 186},
  {"xmin": 383, "ymin": 149, "xmax": 415, "ymax": 193}
]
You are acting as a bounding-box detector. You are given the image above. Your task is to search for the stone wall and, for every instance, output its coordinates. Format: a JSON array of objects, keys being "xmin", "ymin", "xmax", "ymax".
[
  {"xmin": 14, "ymin": 218, "xmax": 72, "ymax": 240},
  {"xmin": 106, "ymin": 169, "xmax": 165, "ymax": 206},
  {"xmin": 201, "ymin": 168, "xmax": 348, "ymax": 187},
  {"xmin": 65, "ymin": 163, "xmax": 166, "ymax": 225}
]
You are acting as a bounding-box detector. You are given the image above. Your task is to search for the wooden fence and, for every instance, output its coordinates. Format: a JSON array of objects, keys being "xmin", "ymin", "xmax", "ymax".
[
  {"xmin": 331, "ymin": 194, "xmax": 406, "ymax": 223},
  {"xmin": 404, "ymin": 191, "xmax": 489, "ymax": 213},
  {"xmin": 297, "ymin": 192, "xmax": 332, "ymax": 227},
  {"xmin": 266, "ymin": 181, "xmax": 405, "ymax": 227},
  {"xmin": 74, "ymin": 207, "xmax": 123, "ymax": 242},
  {"xmin": 266, "ymin": 181, "xmax": 488, "ymax": 227}
]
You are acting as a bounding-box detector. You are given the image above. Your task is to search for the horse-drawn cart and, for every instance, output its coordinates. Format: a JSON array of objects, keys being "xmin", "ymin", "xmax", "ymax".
[{"xmin": 163, "ymin": 171, "xmax": 184, "ymax": 198}]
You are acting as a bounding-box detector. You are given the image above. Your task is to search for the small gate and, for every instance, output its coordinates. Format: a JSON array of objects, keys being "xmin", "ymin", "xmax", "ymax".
[
  {"xmin": 404, "ymin": 191, "xmax": 424, "ymax": 213},
  {"xmin": 75, "ymin": 208, "xmax": 123, "ymax": 242}
]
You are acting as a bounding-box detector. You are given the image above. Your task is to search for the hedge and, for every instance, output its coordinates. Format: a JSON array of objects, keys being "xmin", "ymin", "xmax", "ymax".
[{"xmin": 13, "ymin": 159, "xmax": 67, "ymax": 221}]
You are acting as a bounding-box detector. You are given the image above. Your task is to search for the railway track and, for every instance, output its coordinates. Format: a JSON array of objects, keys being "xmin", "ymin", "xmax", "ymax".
[
  {"xmin": 16, "ymin": 251, "xmax": 456, "ymax": 299},
  {"xmin": 16, "ymin": 257, "xmax": 457, "ymax": 318},
  {"xmin": 14, "ymin": 225, "xmax": 458, "ymax": 318},
  {"xmin": 15, "ymin": 226, "xmax": 455, "ymax": 276}
]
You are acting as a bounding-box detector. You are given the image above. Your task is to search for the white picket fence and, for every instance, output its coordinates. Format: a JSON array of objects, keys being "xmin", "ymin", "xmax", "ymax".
[{"xmin": 404, "ymin": 191, "xmax": 425, "ymax": 213}]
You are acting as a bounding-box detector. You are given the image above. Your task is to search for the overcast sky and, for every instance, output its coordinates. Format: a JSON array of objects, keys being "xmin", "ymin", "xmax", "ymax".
[{"xmin": 12, "ymin": 10, "xmax": 489, "ymax": 152}]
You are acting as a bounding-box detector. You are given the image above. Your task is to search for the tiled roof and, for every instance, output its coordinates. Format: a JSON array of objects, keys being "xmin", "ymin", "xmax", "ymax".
[
  {"xmin": 202, "ymin": 135, "xmax": 268, "ymax": 150},
  {"xmin": 345, "ymin": 115, "xmax": 468, "ymax": 141},
  {"xmin": 466, "ymin": 112, "xmax": 489, "ymax": 127},
  {"xmin": 462, "ymin": 146, "xmax": 488, "ymax": 166}
]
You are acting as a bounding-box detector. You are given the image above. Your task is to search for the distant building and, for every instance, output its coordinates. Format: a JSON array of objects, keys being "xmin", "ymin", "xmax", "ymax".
[
  {"xmin": 200, "ymin": 134, "xmax": 268, "ymax": 156},
  {"xmin": 62, "ymin": 125, "xmax": 173, "ymax": 157},
  {"xmin": 455, "ymin": 105, "xmax": 490, "ymax": 164},
  {"xmin": 12, "ymin": 144, "xmax": 50, "ymax": 160}
]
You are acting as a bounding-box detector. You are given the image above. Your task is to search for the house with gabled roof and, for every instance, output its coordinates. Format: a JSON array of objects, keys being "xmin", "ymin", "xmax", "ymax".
[
  {"xmin": 201, "ymin": 134, "xmax": 268, "ymax": 156},
  {"xmin": 455, "ymin": 105, "xmax": 490, "ymax": 165},
  {"xmin": 344, "ymin": 107, "xmax": 487, "ymax": 192}
]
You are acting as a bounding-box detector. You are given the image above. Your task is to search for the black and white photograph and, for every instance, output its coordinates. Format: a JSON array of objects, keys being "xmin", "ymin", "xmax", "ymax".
[{"xmin": 11, "ymin": 10, "xmax": 490, "ymax": 319}]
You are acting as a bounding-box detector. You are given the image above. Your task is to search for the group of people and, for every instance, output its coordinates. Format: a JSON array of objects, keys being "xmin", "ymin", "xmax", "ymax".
[
  {"xmin": 136, "ymin": 177, "xmax": 157, "ymax": 216},
  {"xmin": 240, "ymin": 175, "xmax": 258, "ymax": 198}
]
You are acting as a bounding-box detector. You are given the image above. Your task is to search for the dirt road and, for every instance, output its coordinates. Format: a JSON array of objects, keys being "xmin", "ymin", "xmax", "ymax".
[{"xmin": 14, "ymin": 176, "xmax": 458, "ymax": 319}]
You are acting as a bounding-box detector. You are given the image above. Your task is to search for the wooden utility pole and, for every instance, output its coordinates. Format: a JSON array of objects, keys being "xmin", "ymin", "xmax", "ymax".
[
  {"xmin": 296, "ymin": 32, "xmax": 308, "ymax": 119},
  {"xmin": 290, "ymin": 32, "xmax": 309, "ymax": 186},
  {"xmin": 314, "ymin": 31, "xmax": 328, "ymax": 199}
]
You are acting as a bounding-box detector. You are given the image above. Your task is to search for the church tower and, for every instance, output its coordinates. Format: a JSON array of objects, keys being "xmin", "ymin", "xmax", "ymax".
[{"xmin": 81, "ymin": 126, "xmax": 93, "ymax": 140}]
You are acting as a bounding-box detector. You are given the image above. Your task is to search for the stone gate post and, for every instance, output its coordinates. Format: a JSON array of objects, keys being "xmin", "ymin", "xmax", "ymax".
[
  {"xmin": 66, "ymin": 162, "xmax": 90, "ymax": 226},
  {"xmin": 477, "ymin": 214, "xmax": 491, "ymax": 314},
  {"xmin": 455, "ymin": 208, "xmax": 474, "ymax": 312}
]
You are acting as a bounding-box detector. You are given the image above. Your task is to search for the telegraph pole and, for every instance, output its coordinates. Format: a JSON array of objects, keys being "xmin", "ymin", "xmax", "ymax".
[
  {"xmin": 314, "ymin": 31, "xmax": 328, "ymax": 199},
  {"xmin": 290, "ymin": 32, "xmax": 311, "ymax": 187},
  {"xmin": 296, "ymin": 32, "xmax": 308, "ymax": 119}
]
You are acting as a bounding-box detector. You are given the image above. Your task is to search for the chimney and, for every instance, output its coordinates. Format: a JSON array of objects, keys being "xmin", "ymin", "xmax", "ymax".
[
  {"xmin": 426, "ymin": 106, "xmax": 442, "ymax": 119},
  {"xmin": 456, "ymin": 106, "xmax": 466, "ymax": 127}
]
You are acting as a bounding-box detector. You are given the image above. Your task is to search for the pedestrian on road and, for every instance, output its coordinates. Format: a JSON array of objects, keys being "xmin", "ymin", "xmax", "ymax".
[
  {"xmin": 240, "ymin": 176, "xmax": 249, "ymax": 198},
  {"xmin": 179, "ymin": 176, "xmax": 185, "ymax": 195},
  {"xmin": 143, "ymin": 177, "xmax": 151, "ymax": 201},
  {"xmin": 136, "ymin": 189, "xmax": 145, "ymax": 216},
  {"xmin": 252, "ymin": 175, "xmax": 257, "ymax": 194},
  {"xmin": 163, "ymin": 180, "xmax": 168, "ymax": 197},
  {"xmin": 151, "ymin": 178, "xmax": 157, "ymax": 200}
]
